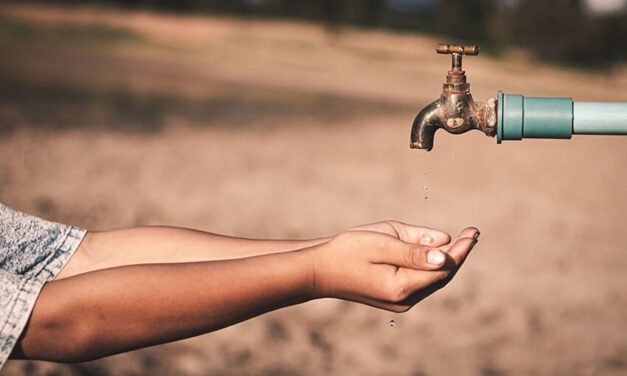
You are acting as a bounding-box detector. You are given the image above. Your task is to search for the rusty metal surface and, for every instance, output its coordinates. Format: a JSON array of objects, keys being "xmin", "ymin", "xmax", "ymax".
[{"xmin": 410, "ymin": 44, "xmax": 496, "ymax": 151}]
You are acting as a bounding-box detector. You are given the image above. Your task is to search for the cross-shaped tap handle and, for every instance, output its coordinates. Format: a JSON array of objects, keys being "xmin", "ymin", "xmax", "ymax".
[{"xmin": 436, "ymin": 44, "xmax": 479, "ymax": 72}]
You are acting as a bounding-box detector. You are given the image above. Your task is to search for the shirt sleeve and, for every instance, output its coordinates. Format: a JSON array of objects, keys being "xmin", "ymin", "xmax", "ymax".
[
  {"xmin": 0, "ymin": 269, "xmax": 46, "ymax": 365},
  {"xmin": 0, "ymin": 202, "xmax": 86, "ymax": 368}
]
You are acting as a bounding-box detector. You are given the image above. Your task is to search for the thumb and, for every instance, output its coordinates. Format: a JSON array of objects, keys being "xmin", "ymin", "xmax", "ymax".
[{"xmin": 372, "ymin": 240, "xmax": 447, "ymax": 271}]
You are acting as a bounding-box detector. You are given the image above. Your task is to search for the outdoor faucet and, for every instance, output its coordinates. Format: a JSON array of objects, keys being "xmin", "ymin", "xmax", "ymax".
[
  {"xmin": 410, "ymin": 44, "xmax": 497, "ymax": 151},
  {"xmin": 409, "ymin": 44, "xmax": 627, "ymax": 151}
]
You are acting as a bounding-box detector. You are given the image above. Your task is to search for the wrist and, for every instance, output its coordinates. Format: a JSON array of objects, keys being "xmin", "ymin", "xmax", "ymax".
[
  {"xmin": 296, "ymin": 246, "xmax": 318, "ymax": 301},
  {"xmin": 268, "ymin": 247, "xmax": 321, "ymax": 303},
  {"xmin": 302, "ymin": 237, "xmax": 338, "ymax": 300}
]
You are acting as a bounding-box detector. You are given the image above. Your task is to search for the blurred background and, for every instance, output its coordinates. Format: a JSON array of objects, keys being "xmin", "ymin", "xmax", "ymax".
[{"xmin": 1, "ymin": 1, "xmax": 626, "ymax": 375}]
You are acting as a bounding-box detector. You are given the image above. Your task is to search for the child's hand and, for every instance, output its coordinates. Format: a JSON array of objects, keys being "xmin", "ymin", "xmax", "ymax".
[{"xmin": 310, "ymin": 221, "xmax": 479, "ymax": 312}]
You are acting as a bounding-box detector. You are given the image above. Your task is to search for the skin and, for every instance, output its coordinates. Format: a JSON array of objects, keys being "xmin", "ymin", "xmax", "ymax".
[{"xmin": 11, "ymin": 220, "xmax": 479, "ymax": 363}]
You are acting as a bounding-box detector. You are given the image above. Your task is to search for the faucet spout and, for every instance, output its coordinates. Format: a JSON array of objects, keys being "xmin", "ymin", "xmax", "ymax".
[
  {"xmin": 409, "ymin": 44, "xmax": 497, "ymax": 151},
  {"xmin": 410, "ymin": 99, "xmax": 442, "ymax": 151}
]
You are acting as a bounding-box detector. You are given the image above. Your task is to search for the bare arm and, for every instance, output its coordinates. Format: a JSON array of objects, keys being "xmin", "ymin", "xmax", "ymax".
[
  {"xmin": 16, "ymin": 251, "xmax": 313, "ymax": 362},
  {"xmin": 58, "ymin": 226, "xmax": 331, "ymax": 279},
  {"xmin": 14, "ymin": 222, "xmax": 478, "ymax": 362}
]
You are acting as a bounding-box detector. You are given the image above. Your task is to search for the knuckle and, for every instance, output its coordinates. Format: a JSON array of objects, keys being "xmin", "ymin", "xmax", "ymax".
[
  {"xmin": 384, "ymin": 220, "xmax": 404, "ymax": 238},
  {"xmin": 386, "ymin": 220, "xmax": 401, "ymax": 226},
  {"xmin": 404, "ymin": 246, "xmax": 423, "ymax": 268},
  {"xmin": 403, "ymin": 248, "xmax": 415, "ymax": 268}
]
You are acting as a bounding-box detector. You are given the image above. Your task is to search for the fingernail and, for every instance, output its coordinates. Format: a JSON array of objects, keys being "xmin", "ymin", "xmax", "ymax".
[{"xmin": 427, "ymin": 249, "xmax": 445, "ymax": 265}]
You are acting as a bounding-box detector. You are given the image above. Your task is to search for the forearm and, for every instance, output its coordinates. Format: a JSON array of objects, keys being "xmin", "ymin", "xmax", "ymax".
[
  {"xmin": 14, "ymin": 221, "xmax": 479, "ymax": 362},
  {"xmin": 16, "ymin": 249, "xmax": 315, "ymax": 362},
  {"xmin": 59, "ymin": 226, "xmax": 331, "ymax": 279}
]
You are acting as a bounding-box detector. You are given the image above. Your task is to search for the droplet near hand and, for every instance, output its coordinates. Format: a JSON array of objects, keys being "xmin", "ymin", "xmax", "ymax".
[
  {"xmin": 420, "ymin": 232, "xmax": 434, "ymax": 244},
  {"xmin": 389, "ymin": 320, "xmax": 396, "ymax": 327}
]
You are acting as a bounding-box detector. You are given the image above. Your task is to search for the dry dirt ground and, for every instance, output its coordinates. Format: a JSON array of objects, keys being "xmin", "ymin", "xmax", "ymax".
[{"xmin": 1, "ymin": 3, "xmax": 627, "ymax": 376}]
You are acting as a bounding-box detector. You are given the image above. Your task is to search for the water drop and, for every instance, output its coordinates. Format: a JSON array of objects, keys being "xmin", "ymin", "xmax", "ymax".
[
  {"xmin": 420, "ymin": 233, "xmax": 434, "ymax": 244},
  {"xmin": 424, "ymin": 196, "xmax": 429, "ymax": 200},
  {"xmin": 389, "ymin": 320, "xmax": 395, "ymax": 327},
  {"xmin": 423, "ymin": 186, "xmax": 428, "ymax": 191}
]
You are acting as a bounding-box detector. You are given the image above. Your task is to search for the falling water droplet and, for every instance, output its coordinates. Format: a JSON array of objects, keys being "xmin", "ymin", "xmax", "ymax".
[
  {"xmin": 424, "ymin": 196, "xmax": 429, "ymax": 200},
  {"xmin": 423, "ymin": 186, "xmax": 428, "ymax": 191},
  {"xmin": 389, "ymin": 320, "xmax": 396, "ymax": 327}
]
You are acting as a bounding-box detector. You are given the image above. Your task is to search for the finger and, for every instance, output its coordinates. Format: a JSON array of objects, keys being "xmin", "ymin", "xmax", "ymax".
[
  {"xmin": 397, "ymin": 281, "xmax": 444, "ymax": 307},
  {"xmin": 389, "ymin": 228, "xmax": 479, "ymax": 305},
  {"xmin": 442, "ymin": 227, "xmax": 480, "ymax": 267},
  {"xmin": 440, "ymin": 227, "xmax": 478, "ymax": 251},
  {"xmin": 457, "ymin": 226, "xmax": 480, "ymax": 241},
  {"xmin": 397, "ymin": 267, "xmax": 450, "ymax": 297},
  {"xmin": 393, "ymin": 257, "xmax": 462, "ymax": 304},
  {"xmin": 389, "ymin": 221, "xmax": 451, "ymax": 247},
  {"xmin": 349, "ymin": 295, "xmax": 413, "ymax": 313},
  {"xmin": 371, "ymin": 240, "xmax": 448, "ymax": 271},
  {"xmin": 412, "ymin": 226, "xmax": 451, "ymax": 247},
  {"xmin": 396, "ymin": 248, "xmax": 474, "ymax": 306}
]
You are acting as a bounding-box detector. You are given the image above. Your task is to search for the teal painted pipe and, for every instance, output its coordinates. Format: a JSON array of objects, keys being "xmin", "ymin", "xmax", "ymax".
[{"xmin": 497, "ymin": 90, "xmax": 627, "ymax": 143}]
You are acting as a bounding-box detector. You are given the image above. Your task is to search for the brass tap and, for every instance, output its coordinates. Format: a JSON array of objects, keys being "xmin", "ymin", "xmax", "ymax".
[{"xmin": 410, "ymin": 44, "xmax": 497, "ymax": 151}]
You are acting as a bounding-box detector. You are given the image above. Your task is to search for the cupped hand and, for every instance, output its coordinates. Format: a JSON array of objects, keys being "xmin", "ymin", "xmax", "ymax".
[{"xmin": 310, "ymin": 221, "xmax": 479, "ymax": 312}]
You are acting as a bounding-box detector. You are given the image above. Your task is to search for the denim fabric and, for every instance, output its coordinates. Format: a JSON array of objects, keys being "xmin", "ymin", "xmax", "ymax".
[{"xmin": 0, "ymin": 203, "xmax": 86, "ymax": 368}]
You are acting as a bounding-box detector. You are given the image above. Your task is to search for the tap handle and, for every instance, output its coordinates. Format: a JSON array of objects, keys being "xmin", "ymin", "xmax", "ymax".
[{"xmin": 436, "ymin": 44, "xmax": 479, "ymax": 71}]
